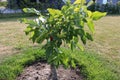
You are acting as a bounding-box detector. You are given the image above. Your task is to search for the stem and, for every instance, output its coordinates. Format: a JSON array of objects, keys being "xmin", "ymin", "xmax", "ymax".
[{"xmin": 49, "ymin": 64, "xmax": 58, "ymax": 80}]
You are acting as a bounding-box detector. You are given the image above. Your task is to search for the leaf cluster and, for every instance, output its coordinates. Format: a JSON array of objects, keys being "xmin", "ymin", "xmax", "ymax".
[{"xmin": 21, "ymin": 0, "xmax": 106, "ymax": 67}]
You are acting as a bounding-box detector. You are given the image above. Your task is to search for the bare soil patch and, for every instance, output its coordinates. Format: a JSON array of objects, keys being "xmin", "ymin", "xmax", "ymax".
[{"xmin": 17, "ymin": 62, "xmax": 84, "ymax": 80}]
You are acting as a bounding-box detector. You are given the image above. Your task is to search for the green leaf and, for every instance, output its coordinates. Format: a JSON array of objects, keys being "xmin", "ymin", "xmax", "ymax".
[
  {"xmin": 77, "ymin": 43, "xmax": 84, "ymax": 51},
  {"xmin": 87, "ymin": 18, "xmax": 95, "ymax": 33},
  {"xmin": 92, "ymin": 11, "xmax": 107, "ymax": 20},
  {"xmin": 30, "ymin": 29, "xmax": 40, "ymax": 43},
  {"xmin": 24, "ymin": 26, "xmax": 32, "ymax": 35},
  {"xmin": 20, "ymin": 18, "xmax": 38, "ymax": 27},
  {"xmin": 81, "ymin": 36, "xmax": 86, "ymax": 44},
  {"xmin": 29, "ymin": 31, "xmax": 35, "ymax": 42},
  {"xmin": 20, "ymin": 0, "xmax": 107, "ymax": 68},
  {"xmin": 54, "ymin": 48, "xmax": 60, "ymax": 53},
  {"xmin": 36, "ymin": 30, "xmax": 48, "ymax": 43},
  {"xmin": 62, "ymin": 57, "xmax": 69, "ymax": 67},
  {"xmin": 61, "ymin": 5, "xmax": 68, "ymax": 13},
  {"xmin": 73, "ymin": 37, "xmax": 78, "ymax": 44},
  {"xmin": 47, "ymin": 8, "xmax": 62, "ymax": 16},
  {"xmin": 86, "ymin": 32, "xmax": 93, "ymax": 41},
  {"xmin": 23, "ymin": 8, "xmax": 41, "ymax": 15},
  {"xmin": 70, "ymin": 37, "xmax": 77, "ymax": 51},
  {"xmin": 71, "ymin": 41, "xmax": 74, "ymax": 51},
  {"xmin": 48, "ymin": 55, "xmax": 57, "ymax": 64},
  {"xmin": 71, "ymin": 59, "xmax": 76, "ymax": 68}
]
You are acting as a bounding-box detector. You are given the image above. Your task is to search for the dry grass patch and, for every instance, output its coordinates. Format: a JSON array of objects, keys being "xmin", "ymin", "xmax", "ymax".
[
  {"xmin": 86, "ymin": 16, "xmax": 120, "ymax": 56},
  {"xmin": 0, "ymin": 18, "xmax": 33, "ymax": 62},
  {"xmin": 0, "ymin": 19, "xmax": 31, "ymax": 46}
]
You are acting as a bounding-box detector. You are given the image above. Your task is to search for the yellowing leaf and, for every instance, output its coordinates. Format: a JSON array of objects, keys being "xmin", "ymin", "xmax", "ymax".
[
  {"xmin": 92, "ymin": 11, "xmax": 107, "ymax": 20},
  {"xmin": 47, "ymin": 8, "xmax": 62, "ymax": 16},
  {"xmin": 87, "ymin": 18, "xmax": 95, "ymax": 33},
  {"xmin": 87, "ymin": 10, "xmax": 92, "ymax": 18},
  {"xmin": 74, "ymin": 0, "xmax": 86, "ymax": 4},
  {"xmin": 74, "ymin": 8, "xmax": 80, "ymax": 12}
]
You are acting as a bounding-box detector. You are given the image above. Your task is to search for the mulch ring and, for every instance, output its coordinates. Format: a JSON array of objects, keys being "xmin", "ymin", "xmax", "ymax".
[{"xmin": 17, "ymin": 62, "xmax": 84, "ymax": 80}]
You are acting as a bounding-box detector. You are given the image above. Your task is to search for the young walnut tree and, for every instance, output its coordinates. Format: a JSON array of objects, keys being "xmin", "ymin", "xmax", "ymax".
[{"xmin": 21, "ymin": 0, "xmax": 106, "ymax": 68}]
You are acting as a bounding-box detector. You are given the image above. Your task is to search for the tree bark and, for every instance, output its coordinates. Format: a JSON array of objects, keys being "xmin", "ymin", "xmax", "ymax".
[{"xmin": 48, "ymin": 64, "xmax": 58, "ymax": 80}]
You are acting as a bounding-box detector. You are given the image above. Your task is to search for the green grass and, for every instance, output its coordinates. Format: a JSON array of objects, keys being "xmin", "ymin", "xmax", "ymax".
[
  {"xmin": 68, "ymin": 49, "xmax": 118, "ymax": 80},
  {"xmin": 0, "ymin": 47, "xmax": 45, "ymax": 80},
  {"xmin": 0, "ymin": 47, "xmax": 118, "ymax": 80}
]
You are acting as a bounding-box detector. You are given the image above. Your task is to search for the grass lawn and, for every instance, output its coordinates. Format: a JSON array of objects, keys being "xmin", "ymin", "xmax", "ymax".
[
  {"xmin": 86, "ymin": 16, "xmax": 120, "ymax": 77},
  {"xmin": 0, "ymin": 16, "xmax": 120, "ymax": 80}
]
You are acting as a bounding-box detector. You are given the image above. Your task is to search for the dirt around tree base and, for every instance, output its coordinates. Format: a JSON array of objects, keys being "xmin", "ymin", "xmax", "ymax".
[{"xmin": 17, "ymin": 62, "xmax": 84, "ymax": 80}]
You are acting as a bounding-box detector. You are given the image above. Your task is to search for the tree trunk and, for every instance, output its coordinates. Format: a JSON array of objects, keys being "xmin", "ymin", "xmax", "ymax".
[{"xmin": 48, "ymin": 64, "xmax": 58, "ymax": 80}]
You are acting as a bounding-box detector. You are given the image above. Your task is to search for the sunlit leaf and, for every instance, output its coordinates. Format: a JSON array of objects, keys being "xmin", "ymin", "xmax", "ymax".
[
  {"xmin": 20, "ymin": 18, "xmax": 38, "ymax": 27},
  {"xmin": 74, "ymin": 8, "xmax": 80, "ymax": 12},
  {"xmin": 62, "ymin": 57, "xmax": 69, "ymax": 67},
  {"xmin": 24, "ymin": 26, "xmax": 32, "ymax": 35},
  {"xmin": 87, "ymin": 10, "xmax": 92, "ymax": 18},
  {"xmin": 47, "ymin": 8, "xmax": 62, "ymax": 16},
  {"xmin": 87, "ymin": 18, "xmax": 95, "ymax": 33},
  {"xmin": 71, "ymin": 60, "xmax": 76, "ymax": 68},
  {"xmin": 77, "ymin": 43, "xmax": 84, "ymax": 51},
  {"xmin": 74, "ymin": 0, "xmax": 86, "ymax": 4},
  {"xmin": 92, "ymin": 11, "xmax": 107, "ymax": 20},
  {"xmin": 23, "ymin": 8, "xmax": 41, "ymax": 15}
]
